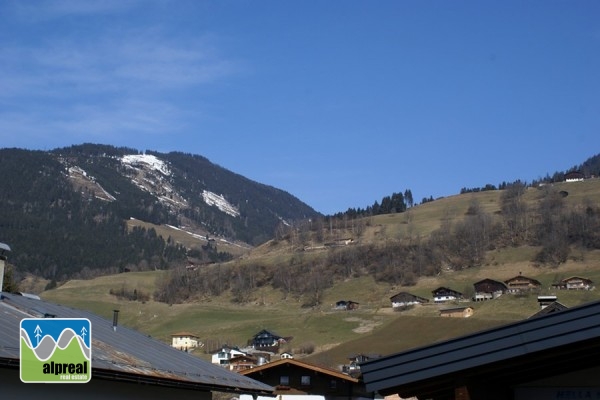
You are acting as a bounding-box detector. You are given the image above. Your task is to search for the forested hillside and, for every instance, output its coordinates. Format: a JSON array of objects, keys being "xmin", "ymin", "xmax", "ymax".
[
  {"xmin": 0, "ymin": 144, "xmax": 319, "ymax": 281},
  {"xmin": 1, "ymin": 146, "xmax": 598, "ymax": 292},
  {"xmin": 154, "ymin": 177, "xmax": 600, "ymax": 306}
]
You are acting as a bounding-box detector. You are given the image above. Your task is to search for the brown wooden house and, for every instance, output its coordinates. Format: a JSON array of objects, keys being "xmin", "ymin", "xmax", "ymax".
[
  {"xmin": 440, "ymin": 306, "xmax": 474, "ymax": 318},
  {"xmin": 432, "ymin": 287, "xmax": 463, "ymax": 303},
  {"xmin": 473, "ymin": 279, "xmax": 507, "ymax": 301},
  {"xmin": 390, "ymin": 292, "xmax": 429, "ymax": 309},
  {"xmin": 551, "ymin": 276, "xmax": 594, "ymax": 290},
  {"xmin": 504, "ymin": 274, "xmax": 541, "ymax": 293},
  {"xmin": 229, "ymin": 354, "xmax": 260, "ymax": 372}
]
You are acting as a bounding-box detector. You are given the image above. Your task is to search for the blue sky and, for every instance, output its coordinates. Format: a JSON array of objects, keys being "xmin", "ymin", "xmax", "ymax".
[{"xmin": 1, "ymin": 1, "xmax": 598, "ymax": 215}]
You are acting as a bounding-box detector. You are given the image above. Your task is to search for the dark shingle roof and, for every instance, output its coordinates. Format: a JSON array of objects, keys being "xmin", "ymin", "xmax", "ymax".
[
  {"xmin": 0, "ymin": 293, "xmax": 273, "ymax": 395},
  {"xmin": 360, "ymin": 300, "xmax": 600, "ymax": 398}
]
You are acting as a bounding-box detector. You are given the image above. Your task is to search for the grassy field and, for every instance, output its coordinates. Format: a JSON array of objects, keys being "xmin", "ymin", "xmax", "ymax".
[
  {"xmin": 41, "ymin": 250, "xmax": 600, "ymax": 367},
  {"xmin": 39, "ymin": 178, "xmax": 600, "ymax": 368},
  {"xmin": 125, "ymin": 218, "xmax": 252, "ymax": 257}
]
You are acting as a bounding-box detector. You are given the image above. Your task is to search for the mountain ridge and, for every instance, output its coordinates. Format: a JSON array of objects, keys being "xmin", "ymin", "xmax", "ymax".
[{"xmin": 0, "ymin": 144, "xmax": 319, "ymax": 280}]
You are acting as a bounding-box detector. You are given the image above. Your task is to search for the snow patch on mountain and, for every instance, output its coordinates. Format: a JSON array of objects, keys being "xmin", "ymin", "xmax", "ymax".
[
  {"xmin": 121, "ymin": 154, "xmax": 171, "ymax": 176},
  {"xmin": 67, "ymin": 165, "xmax": 116, "ymax": 201},
  {"xmin": 119, "ymin": 154, "xmax": 239, "ymax": 218},
  {"xmin": 202, "ymin": 190, "xmax": 240, "ymax": 217}
]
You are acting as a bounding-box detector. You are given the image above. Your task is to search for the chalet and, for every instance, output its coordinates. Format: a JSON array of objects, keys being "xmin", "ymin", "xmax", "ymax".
[
  {"xmin": 171, "ymin": 331, "xmax": 202, "ymax": 351},
  {"xmin": 504, "ymin": 274, "xmax": 541, "ymax": 293},
  {"xmin": 240, "ymin": 358, "xmax": 374, "ymax": 400},
  {"xmin": 335, "ymin": 300, "xmax": 360, "ymax": 310},
  {"xmin": 229, "ymin": 354, "xmax": 260, "ymax": 372},
  {"xmin": 565, "ymin": 171, "xmax": 584, "ymax": 182},
  {"xmin": 360, "ymin": 299, "xmax": 600, "ymax": 400},
  {"xmin": 0, "ymin": 292, "xmax": 273, "ymax": 400},
  {"xmin": 551, "ymin": 276, "xmax": 594, "ymax": 290},
  {"xmin": 250, "ymin": 329, "xmax": 291, "ymax": 351},
  {"xmin": 472, "ymin": 279, "xmax": 507, "ymax": 301},
  {"xmin": 439, "ymin": 306, "xmax": 474, "ymax": 318},
  {"xmin": 431, "ymin": 287, "xmax": 463, "ymax": 303},
  {"xmin": 211, "ymin": 346, "xmax": 247, "ymax": 367},
  {"xmin": 390, "ymin": 292, "xmax": 429, "ymax": 309}
]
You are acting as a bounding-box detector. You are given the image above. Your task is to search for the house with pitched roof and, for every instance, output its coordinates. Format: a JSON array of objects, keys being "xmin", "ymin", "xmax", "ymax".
[
  {"xmin": 504, "ymin": 274, "xmax": 541, "ymax": 293},
  {"xmin": 431, "ymin": 287, "xmax": 463, "ymax": 303},
  {"xmin": 211, "ymin": 346, "xmax": 248, "ymax": 367},
  {"xmin": 171, "ymin": 331, "xmax": 202, "ymax": 351},
  {"xmin": 473, "ymin": 278, "xmax": 507, "ymax": 301},
  {"xmin": 389, "ymin": 292, "xmax": 429, "ymax": 309},
  {"xmin": 0, "ymin": 292, "xmax": 273, "ymax": 400},
  {"xmin": 551, "ymin": 276, "xmax": 594, "ymax": 290},
  {"xmin": 439, "ymin": 306, "xmax": 473, "ymax": 318},
  {"xmin": 240, "ymin": 358, "xmax": 374, "ymax": 400},
  {"xmin": 249, "ymin": 329, "xmax": 291, "ymax": 352},
  {"xmin": 565, "ymin": 171, "xmax": 584, "ymax": 182}
]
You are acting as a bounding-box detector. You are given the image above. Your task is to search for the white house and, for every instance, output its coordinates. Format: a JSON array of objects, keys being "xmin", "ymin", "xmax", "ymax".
[
  {"xmin": 212, "ymin": 346, "xmax": 248, "ymax": 367},
  {"xmin": 431, "ymin": 287, "xmax": 463, "ymax": 303},
  {"xmin": 171, "ymin": 331, "xmax": 202, "ymax": 351}
]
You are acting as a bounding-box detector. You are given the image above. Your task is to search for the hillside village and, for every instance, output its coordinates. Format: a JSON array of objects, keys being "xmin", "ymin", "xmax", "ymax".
[
  {"xmin": 165, "ymin": 272, "xmax": 595, "ymax": 375},
  {"xmin": 3, "ymin": 160, "xmax": 600, "ymax": 399}
]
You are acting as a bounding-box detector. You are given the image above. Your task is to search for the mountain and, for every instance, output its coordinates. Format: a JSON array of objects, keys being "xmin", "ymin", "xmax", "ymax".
[{"xmin": 0, "ymin": 144, "xmax": 319, "ymax": 280}]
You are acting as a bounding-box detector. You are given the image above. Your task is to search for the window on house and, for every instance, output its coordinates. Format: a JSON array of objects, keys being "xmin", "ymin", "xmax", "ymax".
[
  {"xmin": 280, "ymin": 376, "xmax": 289, "ymax": 386},
  {"xmin": 329, "ymin": 379, "xmax": 337, "ymax": 389},
  {"xmin": 301, "ymin": 375, "xmax": 311, "ymax": 386}
]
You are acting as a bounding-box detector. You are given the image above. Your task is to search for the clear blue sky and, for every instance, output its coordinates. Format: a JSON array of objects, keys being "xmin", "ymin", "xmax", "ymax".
[{"xmin": 1, "ymin": 1, "xmax": 598, "ymax": 215}]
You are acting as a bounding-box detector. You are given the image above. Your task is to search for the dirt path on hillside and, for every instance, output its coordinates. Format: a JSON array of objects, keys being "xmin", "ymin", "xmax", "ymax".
[{"xmin": 345, "ymin": 317, "xmax": 383, "ymax": 333}]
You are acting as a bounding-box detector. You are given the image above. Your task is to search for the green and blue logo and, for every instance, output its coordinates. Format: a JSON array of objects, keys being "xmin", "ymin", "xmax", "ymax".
[{"xmin": 20, "ymin": 318, "xmax": 91, "ymax": 383}]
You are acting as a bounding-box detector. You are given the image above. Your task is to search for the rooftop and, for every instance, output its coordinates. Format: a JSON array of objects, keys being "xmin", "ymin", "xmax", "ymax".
[{"xmin": 0, "ymin": 292, "xmax": 273, "ymax": 395}]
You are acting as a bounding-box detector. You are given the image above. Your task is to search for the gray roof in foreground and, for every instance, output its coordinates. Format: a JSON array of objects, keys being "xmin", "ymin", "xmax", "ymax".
[
  {"xmin": 0, "ymin": 292, "xmax": 273, "ymax": 394},
  {"xmin": 360, "ymin": 299, "xmax": 600, "ymax": 395}
]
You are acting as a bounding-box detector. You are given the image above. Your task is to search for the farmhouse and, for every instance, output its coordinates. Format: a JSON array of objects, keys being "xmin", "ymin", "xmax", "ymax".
[
  {"xmin": 390, "ymin": 292, "xmax": 429, "ymax": 309},
  {"xmin": 473, "ymin": 278, "xmax": 507, "ymax": 301},
  {"xmin": 360, "ymin": 299, "xmax": 600, "ymax": 400},
  {"xmin": 240, "ymin": 358, "xmax": 374, "ymax": 400},
  {"xmin": 564, "ymin": 171, "xmax": 584, "ymax": 182},
  {"xmin": 504, "ymin": 274, "xmax": 541, "ymax": 293},
  {"xmin": 0, "ymin": 292, "xmax": 273, "ymax": 400},
  {"xmin": 551, "ymin": 276, "xmax": 594, "ymax": 290},
  {"xmin": 171, "ymin": 331, "xmax": 202, "ymax": 351},
  {"xmin": 439, "ymin": 306, "xmax": 473, "ymax": 318},
  {"xmin": 431, "ymin": 287, "xmax": 463, "ymax": 303}
]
